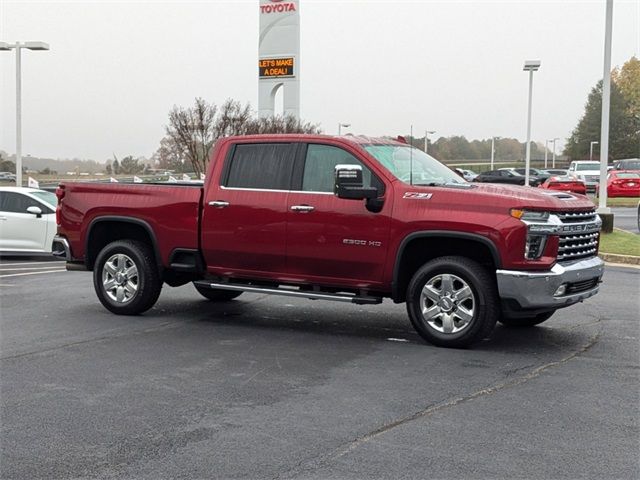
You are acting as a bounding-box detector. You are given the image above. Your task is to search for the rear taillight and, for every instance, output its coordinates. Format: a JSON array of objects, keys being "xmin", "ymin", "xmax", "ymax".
[
  {"xmin": 55, "ymin": 185, "xmax": 65, "ymax": 201},
  {"xmin": 55, "ymin": 185, "xmax": 65, "ymax": 225}
]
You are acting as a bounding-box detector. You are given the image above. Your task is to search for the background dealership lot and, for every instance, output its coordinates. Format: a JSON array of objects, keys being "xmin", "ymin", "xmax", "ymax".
[{"xmin": 1, "ymin": 256, "xmax": 638, "ymax": 479}]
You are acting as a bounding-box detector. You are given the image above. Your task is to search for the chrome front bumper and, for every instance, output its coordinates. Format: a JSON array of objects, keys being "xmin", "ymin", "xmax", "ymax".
[{"xmin": 496, "ymin": 256, "xmax": 604, "ymax": 310}]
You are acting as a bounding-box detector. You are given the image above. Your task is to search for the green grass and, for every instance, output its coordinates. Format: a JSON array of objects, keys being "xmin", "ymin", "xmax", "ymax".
[
  {"xmin": 599, "ymin": 229, "xmax": 640, "ymax": 256},
  {"xmin": 592, "ymin": 196, "xmax": 640, "ymax": 208}
]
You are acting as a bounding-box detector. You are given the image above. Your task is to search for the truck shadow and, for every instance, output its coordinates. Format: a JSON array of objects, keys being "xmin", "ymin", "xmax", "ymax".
[{"xmin": 151, "ymin": 295, "xmax": 600, "ymax": 354}]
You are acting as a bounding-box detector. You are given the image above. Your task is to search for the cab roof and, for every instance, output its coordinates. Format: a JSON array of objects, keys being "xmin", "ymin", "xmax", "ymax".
[{"xmin": 221, "ymin": 133, "xmax": 406, "ymax": 146}]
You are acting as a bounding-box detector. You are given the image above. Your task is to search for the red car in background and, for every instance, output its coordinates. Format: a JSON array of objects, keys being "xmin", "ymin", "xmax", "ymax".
[
  {"xmin": 539, "ymin": 176, "xmax": 587, "ymax": 195},
  {"xmin": 597, "ymin": 171, "xmax": 640, "ymax": 197}
]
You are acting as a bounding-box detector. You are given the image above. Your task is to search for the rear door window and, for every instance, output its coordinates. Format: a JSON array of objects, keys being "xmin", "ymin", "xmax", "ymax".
[{"xmin": 223, "ymin": 143, "xmax": 296, "ymax": 190}]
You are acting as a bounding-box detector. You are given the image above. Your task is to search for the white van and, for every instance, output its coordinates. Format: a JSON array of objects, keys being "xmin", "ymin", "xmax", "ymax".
[{"xmin": 568, "ymin": 161, "xmax": 601, "ymax": 193}]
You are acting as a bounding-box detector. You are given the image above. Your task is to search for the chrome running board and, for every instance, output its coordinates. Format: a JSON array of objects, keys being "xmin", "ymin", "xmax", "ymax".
[{"xmin": 193, "ymin": 281, "xmax": 382, "ymax": 305}]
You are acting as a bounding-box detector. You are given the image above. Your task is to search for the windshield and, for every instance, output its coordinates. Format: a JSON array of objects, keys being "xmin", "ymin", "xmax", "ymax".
[
  {"xmin": 31, "ymin": 190, "xmax": 58, "ymax": 207},
  {"xmin": 618, "ymin": 160, "xmax": 640, "ymax": 170},
  {"xmin": 363, "ymin": 145, "xmax": 466, "ymax": 185},
  {"xmin": 576, "ymin": 163, "xmax": 600, "ymax": 171},
  {"xmin": 616, "ymin": 172, "xmax": 640, "ymax": 179}
]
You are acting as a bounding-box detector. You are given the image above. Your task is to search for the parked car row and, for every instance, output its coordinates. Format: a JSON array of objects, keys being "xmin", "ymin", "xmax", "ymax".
[
  {"xmin": 467, "ymin": 159, "xmax": 640, "ymax": 198},
  {"xmin": 472, "ymin": 168, "xmax": 546, "ymax": 186}
]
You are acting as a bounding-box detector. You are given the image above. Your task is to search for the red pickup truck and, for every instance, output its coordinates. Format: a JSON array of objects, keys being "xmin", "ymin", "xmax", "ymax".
[{"xmin": 53, "ymin": 134, "xmax": 604, "ymax": 348}]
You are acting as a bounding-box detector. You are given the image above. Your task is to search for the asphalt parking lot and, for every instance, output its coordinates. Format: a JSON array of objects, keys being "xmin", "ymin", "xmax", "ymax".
[
  {"xmin": 1, "ymin": 258, "xmax": 638, "ymax": 479},
  {"xmin": 612, "ymin": 206, "xmax": 639, "ymax": 234}
]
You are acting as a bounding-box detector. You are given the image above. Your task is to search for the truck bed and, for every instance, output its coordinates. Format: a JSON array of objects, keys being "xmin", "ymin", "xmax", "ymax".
[{"xmin": 58, "ymin": 182, "xmax": 203, "ymax": 265}]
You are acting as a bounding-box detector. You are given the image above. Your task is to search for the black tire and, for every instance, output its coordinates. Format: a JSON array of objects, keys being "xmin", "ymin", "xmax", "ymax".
[
  {"xmin": 93, "ymin": 240, "xmax": 162, "ymax": 315},
  {"xmin": 406, "ymin": 256, "xmax": 499, "ymax": 348},
  {"xmin": 194, "ymin": 284, "xmax": 243, "ymax": 301},
  {"xmin": 499, "ymin": 310, "xmax": 555, "ymax": 327}
]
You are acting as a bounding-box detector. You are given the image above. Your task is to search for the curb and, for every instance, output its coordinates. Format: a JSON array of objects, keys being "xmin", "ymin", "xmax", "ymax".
[{"xmin": 599, "ymin": 252, "xmax": 640, "ymax": 265}]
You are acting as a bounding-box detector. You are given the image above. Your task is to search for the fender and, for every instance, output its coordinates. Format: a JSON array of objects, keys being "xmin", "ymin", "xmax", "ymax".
[
  {"xmin": 86, "ymin": 216, "xmax": 163, "ymax": 269},
  {"xmin": 391, "ymin": 230, "xmax": 502, "ymax": 301}
]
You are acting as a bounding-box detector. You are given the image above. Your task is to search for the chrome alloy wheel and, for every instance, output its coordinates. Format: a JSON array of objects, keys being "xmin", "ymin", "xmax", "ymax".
[
  {"xmin": 102, "ymin": 254, "xmax": 139, "ymax": 304},
  {"xmin": 420, "ymin": 274, "xmax": 476, "ymax": 334}
]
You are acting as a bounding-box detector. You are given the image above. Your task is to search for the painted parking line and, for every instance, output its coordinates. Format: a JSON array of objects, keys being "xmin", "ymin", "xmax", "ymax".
[
  {"xmin": 0, "ymin": 270, "xmax": 66, "ymax": 278},
  {"xmin": 0, "ymin": 261, "xmax": 65, "ymax": 266},
  {"xmin": 0, "ymin": 266, "xmax": 68, "ymax": 272}
]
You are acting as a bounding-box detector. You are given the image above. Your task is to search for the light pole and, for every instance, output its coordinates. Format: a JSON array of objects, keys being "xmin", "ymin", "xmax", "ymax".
[
  {"xmin": 491, "ymin": 136, "xmax": 501, "ymax": 170},
  {"xmin": 424, "ymin": 130, "xmax": 436, "ymax": 154},
  {"xmin": 523, "ymin": 60, "xmax": 541, "ymax": 186},
  {"xmin": 338, "ymin": 123, "xmax": 350, "ymax": 135},
  {"xmin": 590, "ymin": 141, "xmax": 599, "ymax": 161},
  {"xmin": 544, "ymin": 139, "xmax": 550, "ymax": 169},
  {"xmin": 598, "ymin": 0, "xmax": 614, "ymax": 216},
  {"xmin": 0, "ymin": 41, "xmax": 49, "ymax": 187},
  {"xmin": 551, "ymin": 137, "xmax": 559, "ymax": 168}
]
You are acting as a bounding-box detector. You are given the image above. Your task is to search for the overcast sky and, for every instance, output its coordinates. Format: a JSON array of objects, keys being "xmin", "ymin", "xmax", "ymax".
[{"xmin": 0, "ymin": 0, "xmax": 638, "ymax": 161}]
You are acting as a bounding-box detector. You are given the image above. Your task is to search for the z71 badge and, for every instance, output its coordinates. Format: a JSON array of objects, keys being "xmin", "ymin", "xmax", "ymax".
[{"xmin": 403, "ymin": 192, "xmax": 433, "ymax": 199}]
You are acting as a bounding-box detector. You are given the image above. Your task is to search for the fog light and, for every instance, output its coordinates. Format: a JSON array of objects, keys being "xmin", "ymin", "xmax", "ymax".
[{"xmin": 554, "ymin": 284, "xmax": 567, "ymax": 297}]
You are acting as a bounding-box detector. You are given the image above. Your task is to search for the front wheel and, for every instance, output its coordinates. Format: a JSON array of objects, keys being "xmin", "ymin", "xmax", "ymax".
[
  {"xmin": 93, "ymin": 240, "xmax": 162, "ymax": 315},
  {"xmin": 406, "ymin": 256, "xmax": 499, "ymax": 348},
  {"xmin": 499, "ymin": 310, "xmax": 555, "ymax": 327}
]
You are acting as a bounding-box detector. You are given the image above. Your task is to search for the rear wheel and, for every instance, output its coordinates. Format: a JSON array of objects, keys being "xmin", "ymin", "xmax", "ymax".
[
  {"xmin": 194, "ymin": 284, "xmax": 243, "ymax": 301},
  {"xmin": 499, "ymin": 310, "xmax": 555, "ymax": 327},
  {"xmin": 93, "ymin": 240, "xmax": 162, "ymax": 315},
  {"xmin": 406, "ymin": 256, "xmax": 499, "ymax": 348}
]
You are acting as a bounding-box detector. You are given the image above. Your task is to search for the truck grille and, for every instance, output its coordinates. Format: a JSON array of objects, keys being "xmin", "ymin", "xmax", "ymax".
[
  {"xmin": 556, "ymin": 209, "xmax": 600, "ymax": 262},
  {"xmin": 556, "ymin": 210, "xmax": 599, "ymax": 223}
]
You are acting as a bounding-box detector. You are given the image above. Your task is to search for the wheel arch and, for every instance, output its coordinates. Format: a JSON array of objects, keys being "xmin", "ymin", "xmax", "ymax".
[
  {"xmin": 391, "ymin": 231, "xmax": 501, "ymax": 302},
  {"xmin": 85, "ymin": 216, "xmax": 162, "ymax": 271}
]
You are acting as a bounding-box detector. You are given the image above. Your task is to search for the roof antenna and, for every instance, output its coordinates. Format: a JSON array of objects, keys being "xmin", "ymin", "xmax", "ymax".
[{"xmin": 410, "ymin": 125, "xmax": 413, "ymax": 185}]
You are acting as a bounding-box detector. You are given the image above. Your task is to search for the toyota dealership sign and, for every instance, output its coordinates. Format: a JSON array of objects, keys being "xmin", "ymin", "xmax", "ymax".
[{"xmin": 258, "ymin": 0, "xmax": 300, "ymax": 118}]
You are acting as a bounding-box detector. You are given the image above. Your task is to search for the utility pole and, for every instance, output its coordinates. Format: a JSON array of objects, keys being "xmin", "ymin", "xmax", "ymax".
[{"xmin": 424, "ymin": 130, "xmax": 436, "ymax": 154}]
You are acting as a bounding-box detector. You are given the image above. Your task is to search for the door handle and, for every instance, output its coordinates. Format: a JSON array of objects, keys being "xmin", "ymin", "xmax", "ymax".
[
  {"xmin": 208, "ymin": 201, "xmax": 230, "ymax": 208},
  {"xmin": 0, "ymin": 216, "xmax": 6, "ymax": 221},
  {"xmin": 290, "ymin": 205, "xmax": 315, "ymax": 213}
]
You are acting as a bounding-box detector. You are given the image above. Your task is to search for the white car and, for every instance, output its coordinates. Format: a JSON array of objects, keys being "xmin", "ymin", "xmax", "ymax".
[
  {"xmin": 568, "ymin": 161, "xmax": 601, "ymax": 193},
  {"xmin": 0, "ymin": 187, "xmax": 58, "ymax": 255}
]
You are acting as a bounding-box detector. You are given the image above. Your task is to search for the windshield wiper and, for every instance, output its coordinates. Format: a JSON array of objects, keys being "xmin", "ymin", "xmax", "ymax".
[
  {"xmin": 444, "ymin": 181, "xmax": 473, "ymax": 188},
  {"xmin": 414, "ymin": 182, "xmax": 444, "ymax": 186}
]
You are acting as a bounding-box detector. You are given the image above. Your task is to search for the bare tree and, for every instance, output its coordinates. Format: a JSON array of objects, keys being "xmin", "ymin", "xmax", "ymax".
[
  {"xmin": 161, "ymin": 98, "xmax": 321, "ymax": 176},
  {"xmin": 165, "ymin": 97, "xmax": 217, "ymax": 177},
  {"xmin": 245, "ymin": 114, "xmax": 321, "ymax": 135},
  {"xmin": 215, "ymin": 99, "xmax": 253, "ymax": 137},
  {"xmin": 152, "ymin": 136, "xmax": 185, "ymax": 171}
]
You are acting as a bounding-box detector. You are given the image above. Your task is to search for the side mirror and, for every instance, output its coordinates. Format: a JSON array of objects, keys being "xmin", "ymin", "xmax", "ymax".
[
  {"xmin": 334, "ymin": 164, "xmax": 378, "ymax": 200},
  {"xmin": 27, "ymin": 206, "xmax": 42, "ymax": 218}
]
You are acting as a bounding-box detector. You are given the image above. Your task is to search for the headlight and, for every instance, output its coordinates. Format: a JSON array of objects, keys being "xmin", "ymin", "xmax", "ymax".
[
  {"xmin": 510, "ymin": 209, "xmax": 550, "ymax": 222},
  {"xmin": 511, "ymin": 209, "xmax": 557, "ymax": 259}
]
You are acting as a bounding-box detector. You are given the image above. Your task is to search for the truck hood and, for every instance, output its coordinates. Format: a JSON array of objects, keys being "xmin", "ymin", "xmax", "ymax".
[
  {"xmin": 405, "ymin": 182, "xmax": 595, "ymax": 212},
  {"xmin": 466, "ymin": 183, "xmax": 594, "ymax": 210}
]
